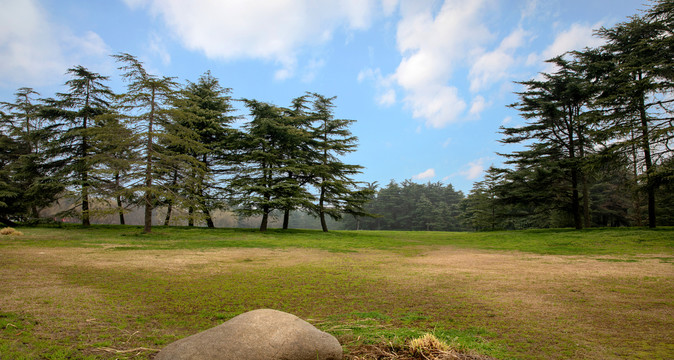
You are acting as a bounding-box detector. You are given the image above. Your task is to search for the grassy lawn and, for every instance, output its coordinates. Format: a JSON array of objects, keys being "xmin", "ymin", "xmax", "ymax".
[{"xmin": 0, "ymin": 225, "xmax": 672, "ymax": 359}]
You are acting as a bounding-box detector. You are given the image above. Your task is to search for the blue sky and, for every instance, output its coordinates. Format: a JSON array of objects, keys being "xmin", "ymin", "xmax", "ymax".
[{"xmin": 0, "ymin": 0, "xmax": 644, "ymax": 194}]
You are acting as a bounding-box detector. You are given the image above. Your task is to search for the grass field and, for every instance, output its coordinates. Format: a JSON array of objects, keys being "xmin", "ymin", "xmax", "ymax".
[{"xmin": 0, "ymin": 225, "xmax": 672, "ymax": 359}]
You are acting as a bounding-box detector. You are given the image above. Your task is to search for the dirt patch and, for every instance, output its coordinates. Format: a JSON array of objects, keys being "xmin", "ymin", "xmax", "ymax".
[{"xmin": 1, "ymin": 245, "xmax": 672, "ymax": 359}]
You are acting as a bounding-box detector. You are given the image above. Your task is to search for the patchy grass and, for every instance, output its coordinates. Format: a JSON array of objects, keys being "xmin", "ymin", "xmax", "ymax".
[
  {"xmin": 2, "ymin": 225, "xmax": 672, "ymax": 255},
  {"xmin": 0, "ymin": 226, "xmax": 672, "ymax": 359}
]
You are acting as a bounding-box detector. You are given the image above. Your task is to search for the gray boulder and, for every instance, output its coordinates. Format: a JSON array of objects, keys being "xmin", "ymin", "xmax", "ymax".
[{"xmin": 154, "ymin": 309, "xmax": 342, "ymax": 360}]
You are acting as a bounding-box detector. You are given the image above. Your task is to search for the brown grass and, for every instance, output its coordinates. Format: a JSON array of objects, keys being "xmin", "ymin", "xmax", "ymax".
[
  {"xmin": 0, "ymin": 245, "xmax": 672, "ymax": 359},
  {"xmin": 0, "ymin": 227, "xmax": 23, "ymax": 236}
]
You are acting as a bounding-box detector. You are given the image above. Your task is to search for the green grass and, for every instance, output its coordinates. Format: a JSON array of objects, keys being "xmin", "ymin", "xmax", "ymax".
[
  {"xmin": 1, "ymin": 225, "xmax": 672, "ymax": 359},
  {"xmin": 2, "ymin": 224, "xmax": 672, "ymax": 255}
]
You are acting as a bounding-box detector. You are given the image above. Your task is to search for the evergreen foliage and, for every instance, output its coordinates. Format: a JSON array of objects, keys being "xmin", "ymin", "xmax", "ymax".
[
  {"xmin": 0, "ymin": 88, "xmax": 63, "ymax": 223},
  {"xmin": 0, "ymin": 1, "xmax": 670, "ymax": 230},
  {"xmin": 43, "ymin": 66, "xmax": 114, "ymax": 226}
]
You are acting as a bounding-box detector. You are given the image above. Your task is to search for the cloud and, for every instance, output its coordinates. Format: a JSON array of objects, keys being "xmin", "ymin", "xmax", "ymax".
[
  {"xmin": 520, "ymin": 0, "xmax": 538, "ymax": 20},
  {"xmin": 388, "ymin": 0, "xmax": 492, "ymax": 128},
  {"xmin": 469, "ymin": 95, "xmax": 490, "ymax": 117},
  {"xmin": 378, "ymin": 89, "xmax": 396, "ymax": 106},
  {"xmin": 406, "ymin": 85, "xmax": 466, "ymax": 128},
  {"xmin": 381, "ymin": 0, "xmax": 400, "ymax": 16},
  {"xmin": 460, "ymin": 158, "xmax": 487, "ymax": 180},
  {"xmin": 469, "ymin": 27, "xmax": 529, "ymax": 92},
  {"xmin": 528, "ymin": 22, "xmax": 605, "ymax": 71},
  {"xmin": 0, "ymin": 0, "xmax": 110, "ymax": 87},
  {"xmin": 125, "ymin": 0, "xmax": 382, "ymax": 79},
  {"xmin": 502, "ymin": 116, "xmax": 512, "ymax": 126},
  {"xmin": 413, "ymin": 168, "xmax": 436, "ymax": 180},
  {"xmin": 149, "ymin": 32, "xmax": 171, "ymax": 65},
  {"xmin": 358, "ymin": 67, "xmax": 396, "ymax": 106}
]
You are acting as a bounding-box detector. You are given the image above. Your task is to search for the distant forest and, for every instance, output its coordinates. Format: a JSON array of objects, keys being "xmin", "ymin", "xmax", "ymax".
[{"xmin": 1, "ymin": 0, "xmax": 672, "ymax": 231}]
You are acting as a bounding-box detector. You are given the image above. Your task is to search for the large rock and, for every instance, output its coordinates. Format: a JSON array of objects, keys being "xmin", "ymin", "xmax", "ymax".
[{"xmin": 154, "ymin": 309, "xmax": 342, "ymax": 360}]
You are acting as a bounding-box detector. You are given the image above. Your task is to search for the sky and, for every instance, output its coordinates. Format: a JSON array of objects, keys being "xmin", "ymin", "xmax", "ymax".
[{"xmin": 0, "ymin": 0, "xmax": 645, "ymax": 194}]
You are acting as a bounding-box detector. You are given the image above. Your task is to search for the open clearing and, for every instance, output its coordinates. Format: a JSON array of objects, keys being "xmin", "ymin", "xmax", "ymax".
[{"xmin": 0, "ymin": 226, "xmax": 672, "ymax": 359}]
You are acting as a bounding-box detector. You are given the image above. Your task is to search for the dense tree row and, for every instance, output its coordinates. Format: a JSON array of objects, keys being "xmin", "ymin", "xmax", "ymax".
[
  {"xmin": 2, "ymin": 2, "xmax": 671, "ymax": 232},
  {"xmin": 462, "ymin": 0, "xmax": 673, "ymax": 230},
  {"xmin": 0, "ymin": 54, "xmax": 368, "ymax": 232},
  {"xmin": 341, "ymin": 180, "xmax": 465, "ymax": 231}
]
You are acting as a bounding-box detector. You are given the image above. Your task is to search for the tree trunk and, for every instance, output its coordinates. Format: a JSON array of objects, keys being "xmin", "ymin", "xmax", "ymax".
[
  {"xmin": 282, "ymin": 209, "xmax": 290, "ymax": 230},
  {"xmin": 260, "ymin": 206, "xmax": 269, "ymax": 232},
  {"xmin": 319, "ymin": 212, "xmax": 328, "ymax": 232},
  {"xmin": 82, "ymin": 170, "xmax": 90, "ymax": 227},
  {"xmin": 319, "ymin": 184, "xmax": 328, "ymax": 232},
  {"xmin": 143, "ymin": 87, "xmax": 156, "ymax": 233},
  {"xmin": 577, "ymin": 123, "xmax": 590, "ymax": 229},
  {"xmin": 188, "ymin": 207, "xmax": 194, "ymax": 227},
  {"xmin": 117, "ymin": 196, "xmax": 125, "ymax": 225},
  {"xmin": 115, "ymin": 171, "xmax": 125, "ymax": 225},
  {"xmin": 164, "ymin": 202, "xmax": 173, "ymax": 226},
  {"xmin": 164, "ymin": 169, "xmax": 178, "ymax": 226},
  {"xmin": 630, "ymin": 135, "xmax": 643, "ymax": 226},
  {"xmin": 81, "ymin": 90, "xmax": 91, "ymax": 227},
  {"xmin": 204, "ymin": 209, "xmax": 214, "ymax": 228},
  {"xmin": 639, "ymin": 92, "xmax": 656, "ymax": 228}
]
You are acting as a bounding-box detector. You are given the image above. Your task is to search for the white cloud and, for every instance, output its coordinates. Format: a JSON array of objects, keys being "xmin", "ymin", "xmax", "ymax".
[
  {"xmin": 407, "ymin": 85, "xmax": 466, "ymax": 128},
  {"xmin": 469, "ymin": 95, "xmax": 490, "ymax": 117},
  {"xmin": 389, "ymin": 0, "xmax": 492, "ymax": 128},
  {"xmin": 413, "ymin": 168, "xmax": 436, "ymax": 180},
  {"xmin": 0, "ymin": 0, "xmax": 110, "ymax": 87},
  {"xmin": 469, "ymin": 27, "xmax": 528, "ymax": 92},
  {"xmin": 381, "ymin": 0, "xmax": 400, "ymax": 16},
  {"xmin": 359, "ymin": 67, "xmax": 396, "ymax": 106},
  {"xmin": 149, "ymin": 32, "xmax": 171, "ymax": 65},
  {"xmin": 378, "ymin": 89, "xmax": 396, "ymax": 106},
  {"xmin": 125, "ymin": 0, "xmax": 382, "ymax": 79},
  {"xmin": 520, "ymin": 0, "xmax": 538, "ymax": 20},
  {"xmin": 528, "ymin": 22, "xmax": 605, "ymax": 72},
  {"xmin": 543, "ymin": 22, "xmax": 604, "ymax": 59},
  {"xmin": 502, "ymin": 116, "xmax": 512, "ymax": 126},
  {"xmin": 460, "ymin": 158, "xmax": 487, "ymax": 180}
]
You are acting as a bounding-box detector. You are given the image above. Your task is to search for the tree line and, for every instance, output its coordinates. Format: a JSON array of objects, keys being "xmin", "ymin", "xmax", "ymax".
[
  {"xmin": 0, "ymin": 54, "xmax": 370, "ymax": 232},
  {"xmin": 2, "ymin": 1, "xmax": 671, "ymax": 232},
  {"xmin": 461, "ymin": 0, "xmax": 673, "ymax": 230}
]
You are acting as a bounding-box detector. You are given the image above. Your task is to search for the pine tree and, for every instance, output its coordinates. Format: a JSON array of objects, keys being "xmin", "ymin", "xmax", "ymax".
[
  {"xmin": 278, "ymin": 95, "xmax": 316, "ymax": 229},
  {"xmin": 89, "ymin": 110, "xmax": 140, "ymax": 225},
  {"xmin": 505, "ymin": 56, "xmax": 595, "ymax": 229},
  {"xmin": 113, "ymin": 53, "xmax": 187, "ymax": 233},
  {"xmin": 44, "ymin": 66, "xmax": 114, "ymax": 226},
  {"xmin": 170, "ymin": 72, "xmax": 237, "ymax": 227},
  {"xmin": 230, "ymin": 100, "xmax": 309, "ymax": 231},
  {"xmin": 592, "ymin": 7, "xmax": 673, "ymax": 228},
  {"xmin": 309, "ymin": 94, "xmax": 366, "ymax": 232},
  {"xmin": 0, "ymin": 88, "xmax": 63, "ymax": 221}
]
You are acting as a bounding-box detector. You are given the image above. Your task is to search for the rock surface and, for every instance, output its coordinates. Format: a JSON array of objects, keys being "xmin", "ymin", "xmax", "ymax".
[{"xmin": 154, "ymin": 309, "xmax": 342, "ymax": 360}]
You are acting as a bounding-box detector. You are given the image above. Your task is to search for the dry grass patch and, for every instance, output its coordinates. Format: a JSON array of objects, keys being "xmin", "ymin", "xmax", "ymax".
[
  {"xmin": 1, "ymin": 241, "xmax": 672, "ymax": 359},
  {"xmin": 402, "ymin": 247, "xmax": 674, "ymax": 359},
  {"xmin": 347, "ymin": 333, "xmax": 495, "ymax": 360},
  {"xmin": 0, "ymin": 227, "xmax": 23, "ymax": 236}
]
